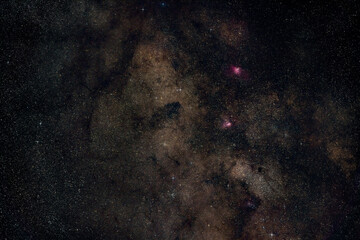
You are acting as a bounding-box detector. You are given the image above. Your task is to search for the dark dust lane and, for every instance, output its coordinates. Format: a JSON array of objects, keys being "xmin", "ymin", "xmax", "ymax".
[{"xmin": 2, "ymin": 0, "xmax": 359, "ymax": 239}]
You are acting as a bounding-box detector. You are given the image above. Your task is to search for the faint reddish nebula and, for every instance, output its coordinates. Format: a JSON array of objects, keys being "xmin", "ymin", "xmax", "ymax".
[
  {"xmin": 231, "ymin": 65, "xmax": 242, "ymax": 76},
  {"xmin": 222, "ymin": 119, "xmax": 233, "ymax": 129},
  {"xmin": 240, "ymin": 197, "xmax": 259, "ymax": 211},
  {"xmin": 220, "ymin": 114, "xmax": 238, "ymax": 130},
  {"xmin": 225, "ymin": 65, "xmax": 250, "ymax": 80},
  {"xmin": 244, "ymin": 199, "xmax": 257, "ymax": 210}
]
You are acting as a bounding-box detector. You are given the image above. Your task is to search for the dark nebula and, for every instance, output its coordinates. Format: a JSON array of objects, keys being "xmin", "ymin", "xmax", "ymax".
[{"xmin": 1, "ymin": 0, "xmax": 360, "ymax": 239}]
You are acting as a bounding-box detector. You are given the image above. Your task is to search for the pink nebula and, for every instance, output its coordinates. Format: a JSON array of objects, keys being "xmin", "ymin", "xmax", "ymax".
[
  {"xmin": 231, "ymin": 66, "xmax": 242, "ymax": 76},
  {"xmin": 221, "ymin": 119, "xmax": 233, "ymax": 129},
  {"xmin": 225, "ymin": 65, "xmax": 250, "ymax": 80}
]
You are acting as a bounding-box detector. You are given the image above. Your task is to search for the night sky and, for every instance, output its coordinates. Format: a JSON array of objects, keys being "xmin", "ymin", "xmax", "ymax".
[{"xmin": 1, "ymin": 0, "xmax": 360, "ymax": 239}]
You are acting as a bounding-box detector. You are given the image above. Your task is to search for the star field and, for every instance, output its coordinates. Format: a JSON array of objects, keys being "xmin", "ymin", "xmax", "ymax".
[{"xmin": 1, "ymin": 0, "xmax": 360, "ymax": 239}]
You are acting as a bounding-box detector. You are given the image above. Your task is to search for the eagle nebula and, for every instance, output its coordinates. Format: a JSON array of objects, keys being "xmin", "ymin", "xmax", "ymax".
[{"xmin": 2, "ymin": 0, "xmax": 359, "ymax": 239}]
